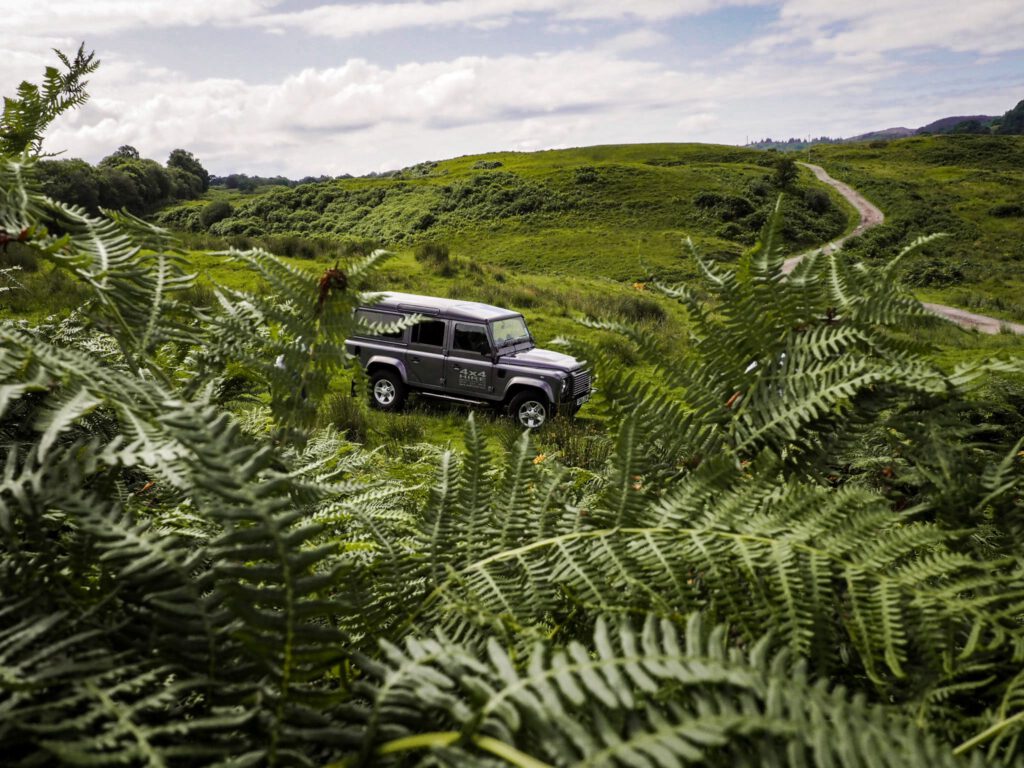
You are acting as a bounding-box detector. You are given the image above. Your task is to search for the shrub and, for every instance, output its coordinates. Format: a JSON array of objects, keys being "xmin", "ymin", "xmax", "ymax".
[
  {"xmin": 264, "ymin": 234, "xmax": 318, "ymax": 259},
  {"xmin": 199, "ymin": 199, "xmax": 233, "ymax": 228},
  {"xmin": 472, "ymin": 159, "xmax": 503, "ymax": 169},
  {"xmin": 574, "ymin": 165, "xmax": 600, "ymax": 184},
  {"xmin": 414, "ymin": 241, "xmax": 450, "ymax": 265},
  {"xmin": 902, "ymin": 257, "xmax": 967, "ymax": 287},
  {"xmin": 536, "ymin": 416, "xmax": 612, "ymax": 471},
  {"xmin": 319, "ymin": 389, "xmax": 369, "ymax": 442},
  {"xmin": 693, "ymin": 191, "xmax": 723, "ymax": 209},
  {"xmin": 0, "ymin": 241, "xmax": 39, "ymax": 272},
  {"xmin": 772, "ymin": 155, "xmax": 799, "ymax": 187},
  {"xmin": 989, "ymin": 202, "xmax": 1024, "ymax": 218},
  {"xmin": 693, "ymin": 191, "xmax": 755, "ymax": 221},
  {"xmin": 746, "ymin": 178, "xmax": 774, "ymax": 199},
  {"xmin": 804, "ymin": 188, "xmax": 832, "ymax": 214}
]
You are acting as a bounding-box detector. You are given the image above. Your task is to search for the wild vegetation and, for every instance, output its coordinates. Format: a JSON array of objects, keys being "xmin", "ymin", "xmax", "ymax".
[
  {"xmin": 5, "ymin": 50, "xmax": 1024, "ymax": 768},
  {"xmin": 35, "ymin": 143, "xmax": 211, "ymax": 216},
  {"xmin": 810, "ymin": 134, "xmax": 1024, "ymax": 322},
  {"xmin": 155, "ymin": 143, "xmax": 850, "ymax": 281}
]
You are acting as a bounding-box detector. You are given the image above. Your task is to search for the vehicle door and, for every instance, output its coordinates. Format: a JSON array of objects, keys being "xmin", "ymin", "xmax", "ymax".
[
  {"xmin": 405, "ymin": 317, "xmax": 447, "ymax": 389},
  {"xmin": 445, "ymin": 322, "xmax": 494, "ymax": 398}
]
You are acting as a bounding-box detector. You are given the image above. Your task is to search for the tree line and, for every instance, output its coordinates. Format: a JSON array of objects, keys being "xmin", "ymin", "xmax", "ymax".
[{"xmin": 36, "ymin": 145, "xmax": 209, "ymax": 216}]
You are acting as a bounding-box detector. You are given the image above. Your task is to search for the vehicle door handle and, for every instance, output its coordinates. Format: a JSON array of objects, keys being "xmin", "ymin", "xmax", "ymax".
[
  {"xmin": 452, "ymin": 364, "xmax": 461, "ymax": 370},
  {"xmin": 410, "ymin": 356, "xmax": 420, "ymax": 363}
]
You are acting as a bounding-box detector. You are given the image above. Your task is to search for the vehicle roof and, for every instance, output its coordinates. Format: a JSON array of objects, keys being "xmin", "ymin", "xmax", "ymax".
[{"xmin": 361, "ymin": 292, "xmax": 521, "ymax": 322}]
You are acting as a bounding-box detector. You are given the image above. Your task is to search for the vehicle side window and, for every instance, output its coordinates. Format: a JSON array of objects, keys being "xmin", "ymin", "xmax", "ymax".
[
  {"xmin": 452, "ymin": 323, "xmax": 490, "ymax": 356},
  {"xmin": 356, "ymin": 309, "xmax": 405, "ymax": 339},
  {"xmin": 411, "ymin": 319, "xmax": 445, "ymax": 347}
]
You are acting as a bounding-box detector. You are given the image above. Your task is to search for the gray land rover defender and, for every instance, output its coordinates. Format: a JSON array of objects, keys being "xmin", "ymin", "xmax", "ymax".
[{"xmin": 345, "ymin": 292, "xmax": 592, "ymax": 428}]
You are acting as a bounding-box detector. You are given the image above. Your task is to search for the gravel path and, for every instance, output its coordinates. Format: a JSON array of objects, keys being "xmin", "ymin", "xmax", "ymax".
[{"xmin": 783, "ymin": 163, "xmax": 1024, "ymax": 335}]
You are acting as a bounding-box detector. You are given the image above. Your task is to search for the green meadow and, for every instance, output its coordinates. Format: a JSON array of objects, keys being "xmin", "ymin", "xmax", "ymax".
[
  {"xmin": 807, "ymin": 134, "xmax": 1024, "ymax": 322},
  {"xmin": 5, "ymin": 138, "xmax": 1024, "ymax": 458}
]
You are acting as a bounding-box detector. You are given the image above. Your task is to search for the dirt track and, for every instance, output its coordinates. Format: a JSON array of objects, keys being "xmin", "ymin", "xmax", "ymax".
[{"xmin": 783, "ymin": 163, "xmax": 1024, "ymax": 335}]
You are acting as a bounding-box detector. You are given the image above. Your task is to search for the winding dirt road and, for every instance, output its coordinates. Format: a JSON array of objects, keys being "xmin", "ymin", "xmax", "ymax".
[{"xmin": 782, "ymin": 163, "xmax": 1024, "ymax": 335}]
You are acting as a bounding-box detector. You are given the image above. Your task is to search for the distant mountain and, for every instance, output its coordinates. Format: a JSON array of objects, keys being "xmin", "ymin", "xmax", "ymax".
[
  {"xmin": 845, "ymin": 127, "xmax": 915, "ymax": 142},
  {"xmin": 918, "ymin": 115, "xmax": 997, "ymax": 133},
  {"xmin": 746, "ymin": 99, "xmax": 1021, "ymax": 151}
]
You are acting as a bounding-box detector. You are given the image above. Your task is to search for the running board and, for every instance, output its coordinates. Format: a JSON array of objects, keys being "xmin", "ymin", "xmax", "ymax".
[{"xmin": 419, "ymin": 392, "xmax": 493, "ymax": 406}]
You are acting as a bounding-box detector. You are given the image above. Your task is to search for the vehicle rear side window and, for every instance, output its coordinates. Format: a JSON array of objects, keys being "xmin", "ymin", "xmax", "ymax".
[
  {"xmin": 411, "ymin": 319, "xmax": 446, "ymax": 347},
  {"xmin": 452, "ymin": 323, "xmax": 490, "ymax": 356},
  {"xmin": 356, "ymin": 309, "xmax": 405, "ymax": 339}
]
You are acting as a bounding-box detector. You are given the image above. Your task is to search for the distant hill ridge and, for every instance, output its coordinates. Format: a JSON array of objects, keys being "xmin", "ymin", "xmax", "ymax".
[{"xmin": 748, "ymin": 99, "xmax": 1022, "ymax": 150}]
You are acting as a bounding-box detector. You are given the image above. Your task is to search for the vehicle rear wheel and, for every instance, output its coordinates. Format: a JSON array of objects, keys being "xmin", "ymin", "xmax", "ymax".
[
  {"xmin": 509, "ymin": 390, "xmax": 550, "ymax": 430},
  {"xmin": 369, "ymin": 369, "xmax": 406, "ymax": 411}
]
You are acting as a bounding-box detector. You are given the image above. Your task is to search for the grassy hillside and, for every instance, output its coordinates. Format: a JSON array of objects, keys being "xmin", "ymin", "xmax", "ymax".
[
  {"xmin": 5, "ymin": 139, "xmax": 1024, "ymax": 459},
  {"xmin": 157, "ymin": 143, "xmax": 851, "ymax": 281},
  {"xmin": 809, "ymin": 135, "xmax": 1024, "ymax": 321}
]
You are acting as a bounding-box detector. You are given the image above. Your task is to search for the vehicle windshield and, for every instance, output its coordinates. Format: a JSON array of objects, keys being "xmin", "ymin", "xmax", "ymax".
[{"xmin": 491, "ymin": 316, "xmax": 531, "ymax": 348}]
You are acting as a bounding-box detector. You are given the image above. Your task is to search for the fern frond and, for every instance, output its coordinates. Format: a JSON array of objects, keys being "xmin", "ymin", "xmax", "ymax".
[
  {"xmin": 414, "ymin": 442, "xmax": 1024, "ymax": 686},
  {"xmin": 358, "ymin": 612, "xmax": 985, "ymax": 767}
]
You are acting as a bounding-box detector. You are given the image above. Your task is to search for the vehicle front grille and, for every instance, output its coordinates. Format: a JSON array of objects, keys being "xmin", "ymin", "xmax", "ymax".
[{"xmin": 571, "ymin": 370, "xmax": 592, "ymax": 397}]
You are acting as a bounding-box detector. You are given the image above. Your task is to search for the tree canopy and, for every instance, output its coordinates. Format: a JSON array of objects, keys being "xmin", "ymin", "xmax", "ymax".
[{"xmin": 38, "ymin": 144, "xmax": 210, "ymax": 215}]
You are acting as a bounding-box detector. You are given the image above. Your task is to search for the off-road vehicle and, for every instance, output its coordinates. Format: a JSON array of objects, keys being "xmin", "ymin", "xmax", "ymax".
[{"xmin": 345, "ymin": 292, "xmax": 592, "ymax": 428}]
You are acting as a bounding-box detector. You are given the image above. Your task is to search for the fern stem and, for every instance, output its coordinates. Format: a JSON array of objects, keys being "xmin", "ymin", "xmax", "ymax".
[
  {"xmin": 376, "ymin": 732, "xmax": 553, "ymax": 768},
  {"xmin": 475, "ymin": 736, "xmax": 554, "ymax": 768},
  {"xmin": 953, "ymin": 710, "xmax": 1024, "ymax": 756},
  {"xmin": 377, "ymin": 731, "xmax": 460, "ymax": 754}
]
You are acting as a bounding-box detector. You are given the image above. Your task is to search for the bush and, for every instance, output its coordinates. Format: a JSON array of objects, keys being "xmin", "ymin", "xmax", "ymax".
[
  {"xmin": 989, "ymin": 202, "xmax": 1024, "ymax": 218},
  {"xmin": 902, "ymin": 257, "xmax": 967, "ymax": 287},
  {"xmin": 414, "ymin": 241, "xmax": 450, "ymax": 265},
  {"xmin": 536, "ymin": 417, "xmax": 612, "ymax": 471},
  {"xmin": 472, "ymin": 160, "xmax": 503, "ymax": 169},
  {"xmin": 574, "ymin": 166, "xmax": 600, "ymax": 184},
  {"xmin": 264, "ymin": 234, "xmax": 319, "ymax": 259},
  {"xmin": 804, "ymin": 188, "xmax": 832, "ymax": 214},
  {"xmin": 693, "ymin": 192, "xmax": 756, "ymax": 222},
  {"xmin": 0, "ymin": 241, "xmax": 39, "ymax": 272},
  {"xmin": 318, "ymin": 389, "xmax": 369, "ymax": 442},
  {"xmin": 746, "ymin": 178, "xmax": 774, "ymax": 199},
  {"xmin": 772, "ymin": 155, "xmax": 799, "ymax": 188},
  {"xmin": 199, "ymin": 199, "xmax": 233, "ymax": 228},
  {"xmin": 693, "ymin": 191, "xmax": 723, "ymax": 209}
]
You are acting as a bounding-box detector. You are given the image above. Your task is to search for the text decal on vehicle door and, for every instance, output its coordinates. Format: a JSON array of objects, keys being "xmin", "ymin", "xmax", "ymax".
[{"xmin": 459, "ymin": 368, "xmax": 487, "ymax": 390}]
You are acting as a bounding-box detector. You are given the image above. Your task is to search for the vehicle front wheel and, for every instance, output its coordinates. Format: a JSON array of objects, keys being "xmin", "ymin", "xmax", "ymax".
[
  {"xmin": 509, "ymin": 391, "xmax": 550, "ymax": 430},
  {"xmin": 369, "ymin": 370, "xmax": 406, "ymax": 411}
]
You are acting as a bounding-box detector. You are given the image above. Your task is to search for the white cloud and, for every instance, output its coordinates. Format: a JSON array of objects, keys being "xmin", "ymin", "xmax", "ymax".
[
  {"xmin": 598, "ymin": 29, "xmax": 670, "ymax": 54},
  {"xmin": 5, "ymin": 1, "xmax": 1019, "ymax": 179},
  {"xmin": 36, "ymin": 40, "xmax": 917, "ymax": 177},
  {"xmin": 752, "ymin": 0, "xmax": 1024, "ymax": 59},
  {"xmin": 0, "ymin": 0, "xmax": 278, "ymax": 36},
  {"xmin": 37, "ymin": 47, "xmax": 714, "ymax": 173},
  {"xmin": 0, "ymin": 1, "xmax": 278, "ymax": 98},
  {"xmin": 677, "ymin": 112, "xmax": 719, "ymax": 135},
  {"xmin": 250, "ymin": 0, "xmax": 770, "ymax": 38}
]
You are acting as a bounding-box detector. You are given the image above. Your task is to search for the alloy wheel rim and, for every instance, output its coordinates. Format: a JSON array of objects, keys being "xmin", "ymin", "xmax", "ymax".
[
  {"xmin": 374, "ymin": 380, "xmax": 396, "ymax": 405},
  {"xmin": 518, "ymin": 400, "xmax": 546, "ymax": 428}
]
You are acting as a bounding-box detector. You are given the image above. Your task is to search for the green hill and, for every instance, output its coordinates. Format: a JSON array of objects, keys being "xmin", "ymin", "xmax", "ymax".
[
  {"xmin": 808, "ymin": 134, "xmax": 1024, "ymax": 322},
  {"xmin": 156, "ymin": 143, "xmax": 850, "ymax": 282}
]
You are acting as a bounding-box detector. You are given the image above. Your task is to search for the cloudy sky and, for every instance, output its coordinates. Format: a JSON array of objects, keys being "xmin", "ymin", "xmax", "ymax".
[{"xmin": 2, "ymin": 0, "xmax": 1022, "ymax": 177}]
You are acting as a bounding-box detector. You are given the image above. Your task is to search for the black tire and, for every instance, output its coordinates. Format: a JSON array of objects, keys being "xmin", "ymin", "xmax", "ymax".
[
  {"xmin": 508, "ymin": 390, "xmax": 550, "ymax": 430},
  {"xmin": 369, "ymin": 369, "xmax": 406, "ymax": 411}
]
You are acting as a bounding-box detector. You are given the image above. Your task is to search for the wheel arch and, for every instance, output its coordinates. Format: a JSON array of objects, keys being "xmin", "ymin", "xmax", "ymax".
[
  {"xmin": 502, "ymin": 377, "xmax": 554, "ymax": 406},
  {"xmin": 366, "ymin": 355, "xmax": 408, "ymax": 383}
]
